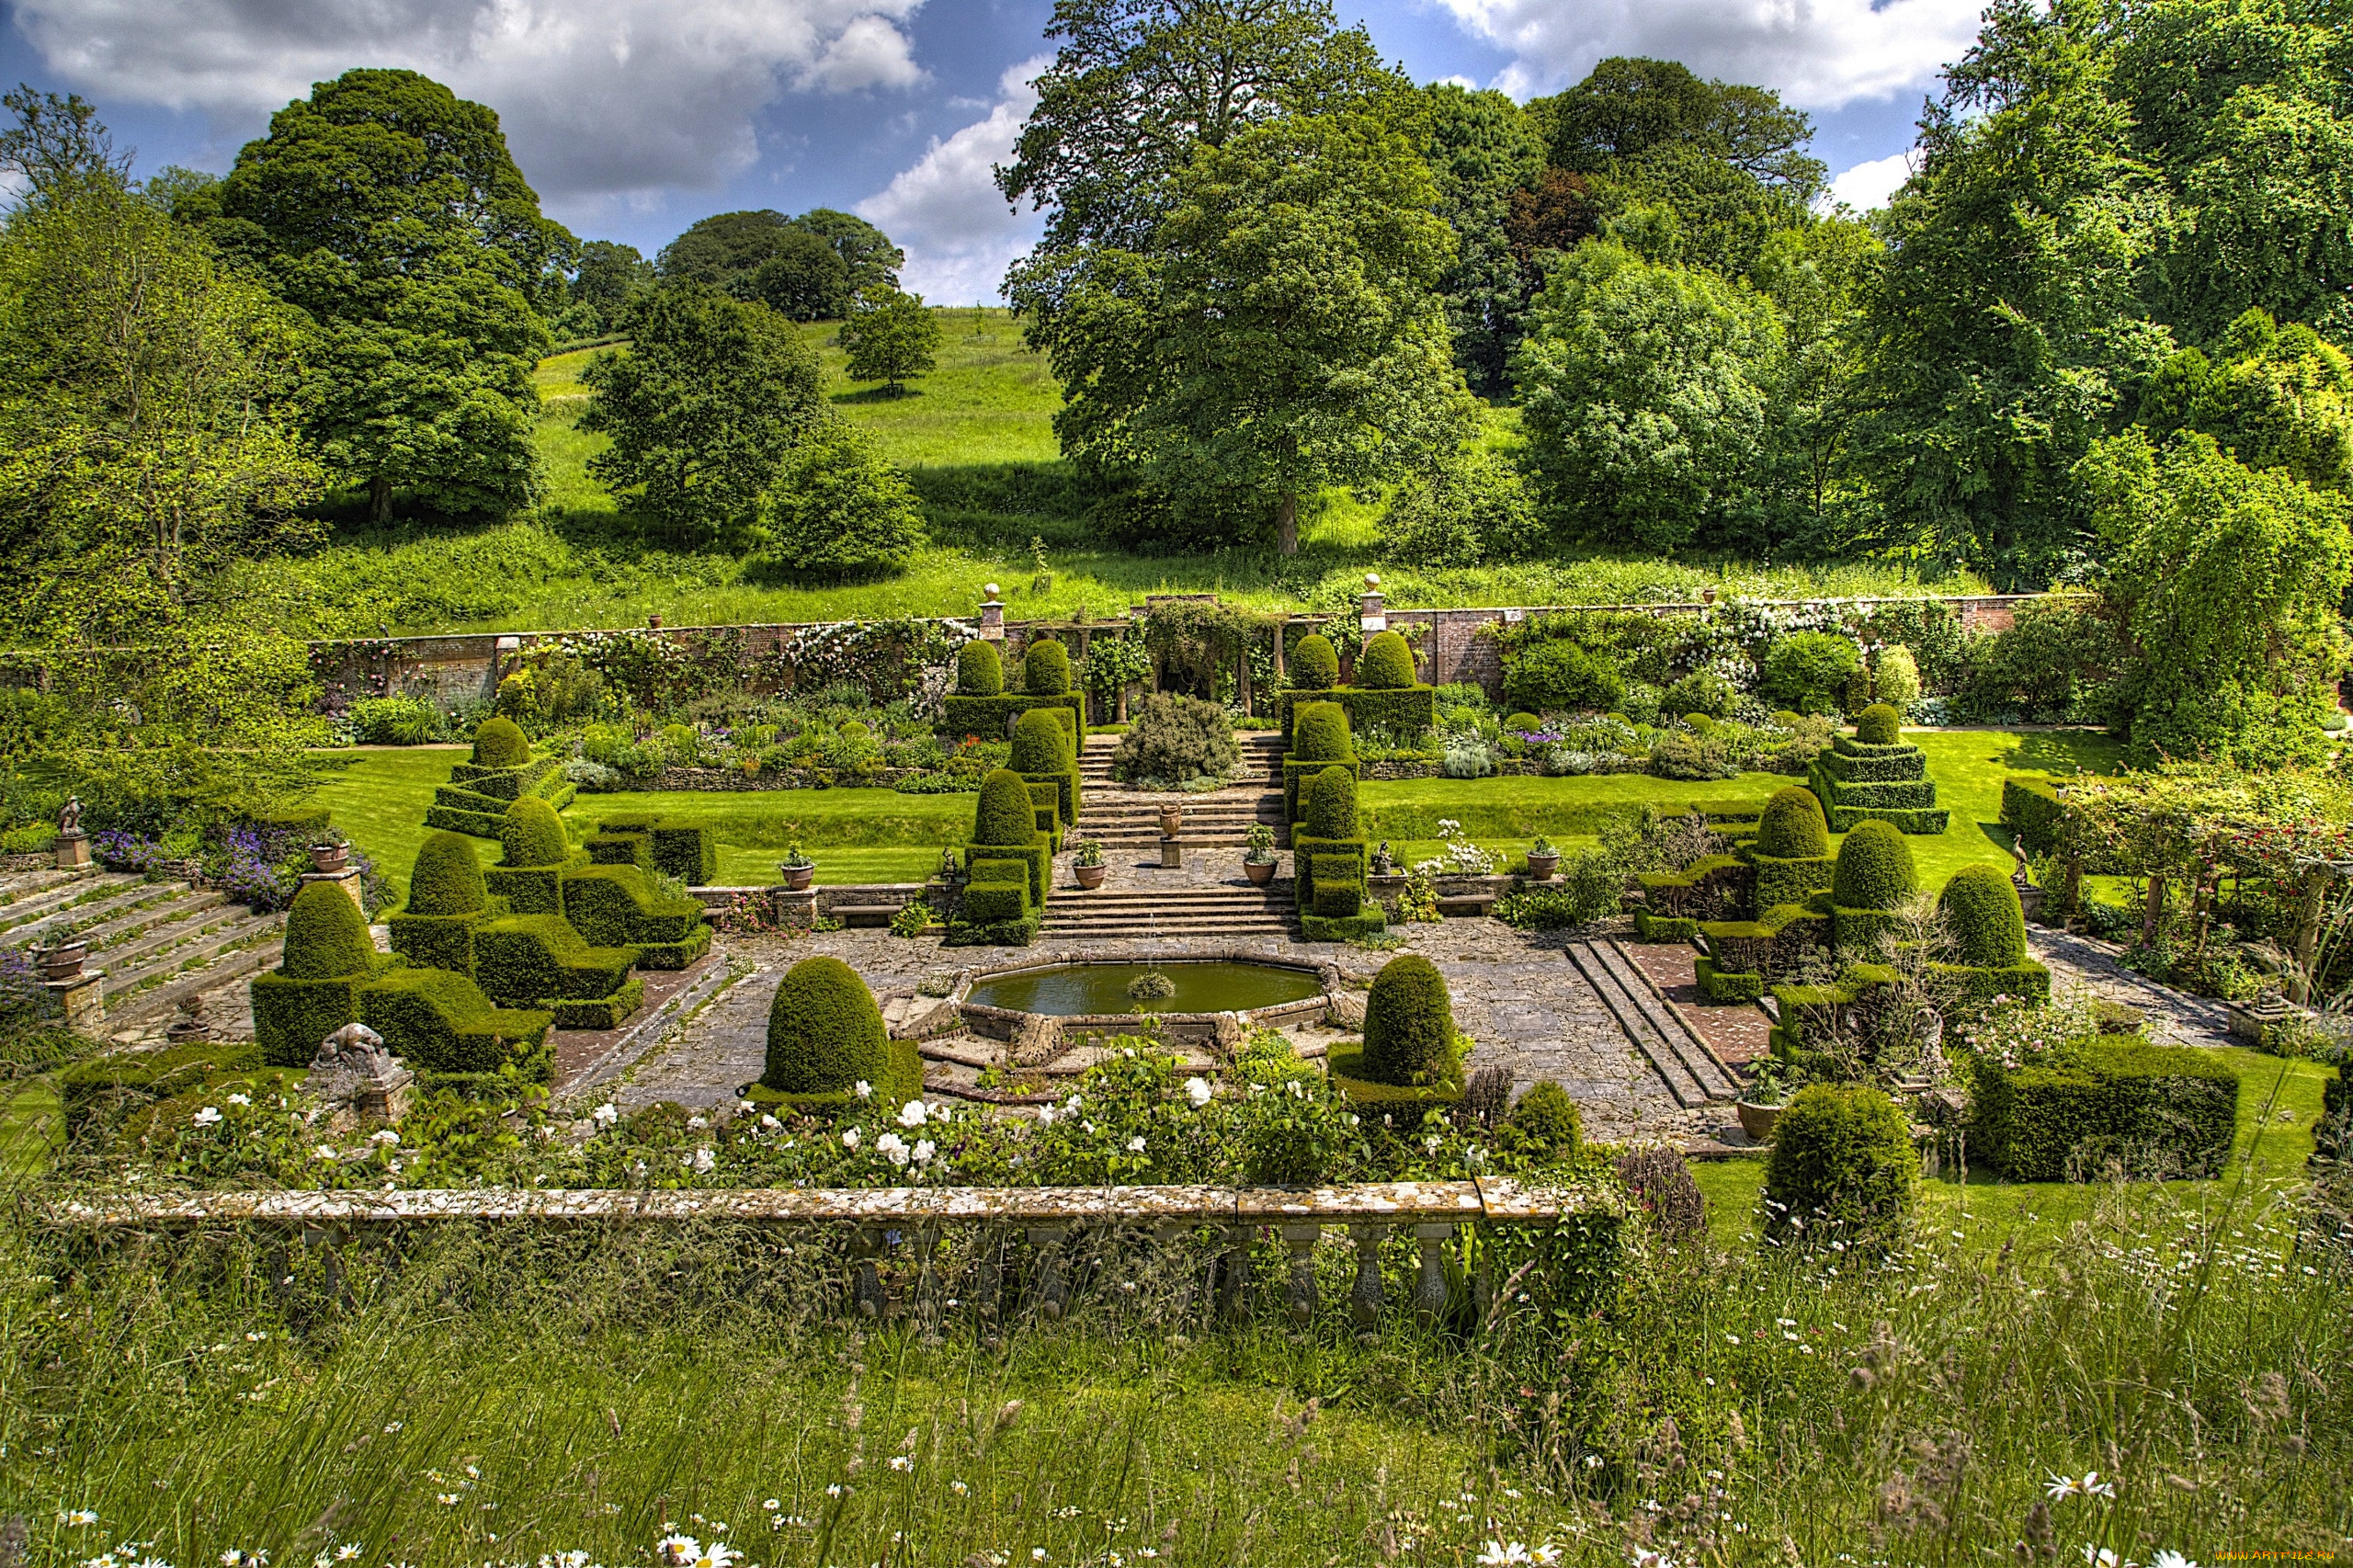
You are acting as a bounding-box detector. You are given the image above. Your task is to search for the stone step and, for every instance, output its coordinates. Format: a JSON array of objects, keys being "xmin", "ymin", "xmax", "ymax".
[
  {"xmin": 0, "ymin": 871, "xmax": 136, "ymax": 930},
  {"xmin": 1563, "ymin": 939, "xmax": 1737, "ymax": 1108},
  {"xmin": 98, "ymin": 909, "xmax": 284, "ymax": 1002},
  {"xmin": 103, "ymin": 937, "xmax": 286, "ymax": 1028},
  {"xmin": 0, "ymin": 867, "xmax": 88, "ymax": 902},
  {"xmin": 3, "ymin": 882, "xmax": 200, "ymax": 949},
  {"xmin": 80, "ymin": 890, "xmax": 233, "ymax": 955},
  {"xmin": 1597, "ymin": 936, "xmax": 1739, "ymax": 1099}
]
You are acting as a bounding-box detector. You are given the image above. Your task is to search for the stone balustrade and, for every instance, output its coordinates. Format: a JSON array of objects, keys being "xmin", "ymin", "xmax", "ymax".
[{"xmin": 54, "ymin": 1177, "xmax": 1602, "ymax": 1328}]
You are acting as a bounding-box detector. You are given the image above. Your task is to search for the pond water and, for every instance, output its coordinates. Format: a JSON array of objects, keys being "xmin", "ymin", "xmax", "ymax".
[{"xmin": 963, "ymin": 961, "xmax": 1324, "ymax": 1017}]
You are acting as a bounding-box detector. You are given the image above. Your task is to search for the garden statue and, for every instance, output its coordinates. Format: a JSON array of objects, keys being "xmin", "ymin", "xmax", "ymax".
[
  {"xmin": 165, "ymin": 994, "xmax": 212, "ymax": 1044},
  {"xmin": 1370, "ymin": 840, "xmax": 1395, "ymax": 877},
  {"xmin": 57, "ymin": 795, "xmax": 82, "ymax": 836},
  {"xmin": 308, "ymin": 1022, "xmax": 415, "ymax": 1124},
  {"xmin": 54, "ymin": 793, "xmax": 90, "ymax": 868}
]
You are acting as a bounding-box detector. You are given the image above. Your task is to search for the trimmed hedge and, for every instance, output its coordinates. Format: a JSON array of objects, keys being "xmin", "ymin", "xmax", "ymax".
[
  {"xmin": 1282, "ymin": 756, "xmax": 1361, "ymax": 824},
  {"xmin": 586, "ymin": 831, "xmax": 652, "ymax": 869},
  {"xmin": 1301, "ymin": 910, "xmax": 1389, "ymax": 943},
  {"xmin": 961, "ymin": 879, "xmax": 1029, "ymax": 925},
  {"xmin": 1361, "ymin": 954, "xmax": 1458, "ymax": 1089},
  {"xmin": 280, "ymin": 881, "xmax": 376, "ymax": 980},
  {"xmin": 500, "ymin": 797, "xmax": 569, "ymax": 869},
  {"xmin": 1292, "ymin": 701, "xmax": 1352, "ymax": 761},
  {"xmin": 956, "ymin": 640, "xmax": 1003, "ymax": 696},
  {"xmin": 941, "ymin": 691, "xmax": 1084, "ymax": 744},
  {"xmin": 631, "ymin": 925, "xmax": 713, "ymax": 970},
  {"xmin": 1302, "ymin": 766, "xmax": 1359, "ymax": 840},
  {"xmin": 483, "ymin": 856, "xmax": 574, "ymax": 916},
  {"xmin": 1763, "ymin": 1084, "xmax": 1918, "ymax": 1252},
  {"xmin": 1756, "ymin": 787, "xmax": 1829, "ymax": 859},
  {"xmin": 1928, "ymin": 959, "xmax": 2053, "ymax": 1006},
  {"xmin": 1310, "ymin": 857, "xmax": 1363, "ymax": 916},
  {"xmin": 1749, "ymin": 849, "xmax": 1836, "ymax": 916},
  {"xmin": 1023, "ymin": 637, "xmax": 1072, "ymax": 695},
  {"xmin": 1290, "ymin": 633, "xmax": 1339, "ymax": 689},
  {"xmin": 473, "ymin": 915, "xmax": 638, "ymax": 1010},
  {"xmin": 1327, "ymin": 1044, "xmax": 1458, "ymax": 1108},
  {"xmin": 2002, "ymin": 777, "xmax": 2065, "ymax": 856},
  {"xmin": 1832, "ymin": 820, "xmax": 1916, "ymax": 913},
  {"xmin": 1971, "ymin": 1042, "xmax": 2238, "ymax": 1180},
  {"xmin": 472, "ymin": 716, "xmax": 531, "ymax": 768},
  {"xmin": 407, "ymin": 831, "xmax": 487, "ymax": 915},
  {"xmin": 1940, "ymin": 863, "xmax": 2027, "ymax": 967},
  {"xmin": 973, "ymin": 768, "xmax": 1040, "ymax": 846},
  {"xmin": 1293, "ymin": 835, "xmax": 1365, "ymax": 916},
  {"xmin": 762, "ymin": 956, "xmax": 891, "ymax": 1096},
  {"xmin": 1356, "ymin": 631, "xmax": 1416, "ymax": 689},
  {"xmin": 562, "ymin": 864, "xmax": 705, "ymax": 948},
  {"xmin": 594, "ymin": 817, "xmax": 716, "ymax": 886},
  {"xmin": 1854, "ymin": 703, "xmax": 1902, "ymax": 745},
  {"xmin": 253, "ymin": 972, "xmax": 379, "ymax": 1069},
  {"xmin": 747, "ymin": 1036, "xmax": 922, "ymax": 1114},
  {"xmin": 549, "ymin": 976, "xmax": 647, "ymax": 1031},
  {"xmin": 1632, "ymin": 911, "xmax": 1699, "ymax": 941},
  {"xmin": 1814, "ymin": 748, "xmax": 1926, "ymax": 785},
  {"xmin": 1275, "ymin": 686, "xmax": 1437, "ymax": 744},
  {"xmin": 360, "ymin": 968, "xmax": 553, "ymax": 1079},
  {"xmin": 1010, "ymin": 707, "xmax": 1073, "ymax": 771},
  {"xmin": 1694, "ymin": 957, "xmax": 1764, "ymax": 1003}
]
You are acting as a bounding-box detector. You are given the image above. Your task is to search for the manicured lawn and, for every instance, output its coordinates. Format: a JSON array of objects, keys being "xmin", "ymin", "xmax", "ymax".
[
  {"xmin": 577, "ymin": 789, "xmax": 973, "ymax": 886},
  {"xmin": 306, "ymin": 746, "xmax": 471, "ymax": 907}
]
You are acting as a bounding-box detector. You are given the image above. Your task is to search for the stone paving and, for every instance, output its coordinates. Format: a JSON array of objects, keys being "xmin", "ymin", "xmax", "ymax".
[{"xmin": 2028, "ymin": 926, "xmax": 2236, "ymax": 1048}]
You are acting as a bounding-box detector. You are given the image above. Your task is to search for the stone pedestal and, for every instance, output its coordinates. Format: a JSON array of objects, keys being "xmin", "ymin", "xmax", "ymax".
[
  {"xmin": 1159, "ymin": 836, "xmax": 1184, "ymax": 869},
  {"xmin": 46, "ymin": 972, "xmax": 103, "ymax": 1028},
  {"xmin": 1358, "ymin": 573, "xmax": 1385, "ymax": 635},
  {"xmin": 979, "ymin": 584, "xmax": 1006, "ymax": 642},
  {"xmin": 54, "ymin": 832, "xmax": 89, "ymax": 869},
  {"xmin": 2225, "ymin": 996, "xmax": 2297, "ymax": 1048},
  {"xmin": 300, "ymin": 866, "xmax": 366, "ymax": 915},
  {"xmin": 310, "ymin": 1023, "xmax": 415, "ymax": 1128}
]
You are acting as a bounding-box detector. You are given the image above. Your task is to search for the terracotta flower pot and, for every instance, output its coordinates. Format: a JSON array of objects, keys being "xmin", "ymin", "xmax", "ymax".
[
  {"xmin": 1736, "ymin": 1101, "xmax": 1784, "ymax": 1142},
  {"xmin": 783, "ymin": 864, "xmax": 814, "ymax": 892},
  {"xmin": 1525, "ymin": 852, "xmax": 1561, "ymax": 882},
  {"xmin": 1074, "ymin": 863, "xmax": 1107, "ymax": 890},
  {"xmin": 309, "ymin": 842, "xmax": 349, "ymax": 873},
  {"xmin": 1158, "ymin": 806, "xmax": 1184, "ymax": 837},
  {"xmin": 37, "ymin": 941, "xmax": 85, "ymax": 981},
  {"xmin": 1245, "ymin": 858, "xmax": 1276, "ymax": 886}
]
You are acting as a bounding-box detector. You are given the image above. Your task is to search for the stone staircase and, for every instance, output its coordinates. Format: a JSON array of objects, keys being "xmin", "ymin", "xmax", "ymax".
[
  {"xmin": 1074, "ymin": 733, "xmax": 1290, "ymax": 850},
  {"xmin": 1040, "ymin": 880, "xmax": 1301, "ymax": 940},
  {"xmin": 0, "ymin": 867, "xmax": 288, "ymax": 1038},
  {"xmin": 1565, "ymin": 937, "xmax": 1739, "ymax": 1108}
]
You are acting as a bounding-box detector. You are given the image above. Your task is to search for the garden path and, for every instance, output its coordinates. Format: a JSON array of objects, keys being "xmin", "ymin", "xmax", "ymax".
[{"xmin": 2027, "ymin": 927, "xmax": 2236, "ymax": 1048}]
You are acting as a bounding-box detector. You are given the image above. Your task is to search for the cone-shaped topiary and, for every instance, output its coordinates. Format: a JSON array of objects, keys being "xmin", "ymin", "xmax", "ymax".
[
  {"xmin": 405, "ymin": 831, "xmax": 487, "ymax": 916},
  {"xmin": 1938, "ymin": 862, "xmax": 2028, "ymax": 967},
  {"xmin": 1855, "ymin": 703, "xmax": 1902, "ymax": 745},
  {"xmin": 1023, "ymin": 637, "xmax": 1071, "ymax": 695},
  {"xmin": 956, "ymin": 640, "xmax": 1003, "ymax": 696},
  {"xmin": 973, "ymin": 767, "xmax": 1040, "ymax": 846},
  {"xmin": 761, "ymin": 955, "xmax": 889, "ymax": 1095},
  {"xmin": 500, "ymin": 796, "xmax": 569, "ymax": 868},
  {"xmin": 1291, "ymin": 701, "xmax": 1352, "ymax": 761},
  {"xmin": 1356, "ymin": 631, "xmax": 1416, "ymax": 689},
  {"xmin": 1290, "ymin": 633, "xmax": 1338, "ymax": 689},
  {"xmin": 279, "ymin": 881, "xmax": 376, "ymax": 980},
  {"xmin": 1756, "ymin": 786, "xmax": 1830, "ymax": 859},
  {"xmin": 472, "ymin": 715, "xmax": 530, "ymax": 767},
  {"xmin": 1362, "ymin": 953, "xmax": 1457, "ymax": 1087},
  {"xmin": 1832, "ymin": 819, "xmax": 1917, "ymax": 911},
  {"xmin": 1502, "ymin": 1080, "xmax": 1582, "ymax": 1159},
  {"xmin": 1010, "ymin": 707, "xmax": 1072, "ymax": 772},
  {"xmin": 1303, "ymin": 766, "xmax": 1358, "ymax": 839}
]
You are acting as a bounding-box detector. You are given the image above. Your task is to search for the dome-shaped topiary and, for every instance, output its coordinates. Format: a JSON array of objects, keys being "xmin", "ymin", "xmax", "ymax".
[
  {"xmin": 972, "ymin": 768, "xmax": 1040, "ymax": 846},
  {"xmin": 499, "ymin": 796, "xmax": 569, "ymax": 868},
  {"xmin": 1938, "ymin": 862, "xmax": 2027, "ymax": 967},
  {"xmin": 1763, "ymin": 1083, "xmax": 1919, "ymax": 1253},
  {"xmin": 1022, "ymin": 637, "xmax": 1071, "ymax": 695},
  {"xmin": 1504, "ymin": 711, "xmax": 1540, "ymax": 732},
  {"xmin": 1009, "ymin": 707, "xmax": 1071, "ymax": 773},
  {"xmin": 956, "ymin": 640, "xmax": 1004, "ymax": 697},
  {"xmin": 1502, "ymin": 1080, "xmax": 1582, "ymax": 1160},
  {"xmin": 1756, "ymin": 786, "xmax": 1830, "ymax": 859},
  {"xmin": 1361, "ymin": 954, "xmax": 1458, "ymax": 1088},
  {"xmin": 278, "ymin": 881, "xmax": 376, "ymax": 981},
  {"xmin": 1832, "ymin": 819, "xmax": 1917, "ymax": 911},
  {"xmin": 1302, "ymin": 766, "xmax": 1358, "ymax": 839},
  {"xmin": 761, "ymin": 955, "xmax": 890, "ymax": 1095},
  {"xmin": 472, "ymin": 715, "xmax": 530, "ymax": 768},
  {"xmin": 1290, "ymin": 633, "xmax": 1339, "ymax": 690},
  {"xmin": 1854, "ymin": 703, "xmax": 1902, "ymax": 745},
  {"xmin": 841, "ymin": 719, "xmax": 871, "ymax": 741},
  {"xmin": 1291, "ymin": 701, "xmax": 1352, "ymax": 762},
  {"xmin": 1355, "ymin": 631, "xmax": 1416, "ymax": 689},
  {"xmin": 405, "ymin": 831, "xmax": 487, "ymax": 916}
]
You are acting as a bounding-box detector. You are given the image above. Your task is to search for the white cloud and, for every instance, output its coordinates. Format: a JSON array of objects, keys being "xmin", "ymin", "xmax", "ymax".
[
  {"xmin": 1821, "ymin": 148, "xmax": 1915, "ymax": 212},
  {"xmin": 10, "ymin": 0, "xmax": 929, "ymax": 212},
  {"xmin": 1438, "ymin": 0, "xmax": 1984, "ymax": 109},
  {"xmin": 857, "ymin": 54, "xmax": 1047, "ymax": 305}
]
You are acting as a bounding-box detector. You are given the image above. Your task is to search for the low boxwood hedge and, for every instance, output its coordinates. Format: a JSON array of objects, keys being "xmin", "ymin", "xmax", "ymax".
[
  {"xmin": 358, "ymin": 967, "xmax": 553, "ymax": 1079},
  {"xmin": 1274, "ymin": 685, "xmax": 1437, "ymax": 744},
  {"xmin": 473, "ymin": 915, "xmax": 637, "ymax": 1008},
  {"xmin": 1763, "ymin": 1083, "xmax": 1918, "ymax": 1253},
  {"xmin": 1971, "ymin": 1041, "xmax": 2239, "ymax": 1180},
  {"xmin": 761, "ymin": 955, "xmax": 890, "ymax": 1095},
  {"xmin": 2001, "ymin": 777, "xmax": 2065, "ymax": 856},
  {"xmin": 561, "ymin": 864, "xmax": 704, "ymax": 948},
  {"xmin": 61, "ymin": 1039, "xmax": 264, "ymax": 1135}
]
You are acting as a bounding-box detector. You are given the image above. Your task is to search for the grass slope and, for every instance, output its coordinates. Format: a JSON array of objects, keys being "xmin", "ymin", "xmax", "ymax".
[{"xmin": 218, "ymin": 310, "xmax": 1987, "ymax": 639}]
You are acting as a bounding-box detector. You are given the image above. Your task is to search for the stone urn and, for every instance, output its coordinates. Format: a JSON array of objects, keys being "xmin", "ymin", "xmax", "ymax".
[
  {"xmin": 36, "ymin": 941, "xmax": 85, "ymax": 982},
  {"xmin": 1158, "ymin": 803, "xmax": 1184, "ymax": 837},
  {"xmin": 1074, "ymin": 862, "xmax": 1107, "ymax": 890},
  {"xmin": 309, "ymin": 841, "xmax": 350, "ymax": 874},
  {"xmin": 1736, "ymin": 1100, "xmax": 1784, "ymax": 1142},
  {"xmin": 781, "ymin": 861, "xmax": 815, "ymax": 892},
  {"xmin": 1245, "ymin": 858, "xmax": 1277, "ymax": 886},
  {"xmin": 1525, "ymin": 850, "xmax": 1561, "ymax": 882}
]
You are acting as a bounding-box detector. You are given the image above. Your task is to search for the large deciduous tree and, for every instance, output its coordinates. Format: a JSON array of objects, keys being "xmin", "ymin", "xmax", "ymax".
[
  {"xmin": 656, "ymin": 208, "xmax": 900, "ymax": 320},
  {"xmin": 215, "ymin": 68, "xmax": 570, "ymax": 524},
  {"xmin": 1054, "ymin": 113, "xmax": 1472, "ymax": 553},
  {"xmin": 2138, "ymin": 306, "xmax": 2353, "ymax": 493},
  {"xmin": 840, "ymin": 290, "xmax": 941, "ymax": 395},
  {"xmin": 1513, "ymin": 236, "xmax": 1782, "ymax": 552},
  {"xmin": 1422, "ymin": 85, "xmax": 1543, "ymax": 396},
  {"xmin": 577, "ymin": 285, "xmax": 823, "ymax": 545}
]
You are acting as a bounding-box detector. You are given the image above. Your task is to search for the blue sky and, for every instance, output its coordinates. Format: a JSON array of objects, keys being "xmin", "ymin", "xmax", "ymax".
[{"xmin": 0, "ymin": 0, "xmax": 1979, "ymax": 303}]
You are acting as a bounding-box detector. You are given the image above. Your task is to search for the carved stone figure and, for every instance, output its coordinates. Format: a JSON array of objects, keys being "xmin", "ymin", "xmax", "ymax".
[
  {"xmin": 57, "ymin": 795, "xmax": 83, "ymax": 836},
  {"xmin": 309, "ymin": 1022, "xmax": 413, "ymax": 1124}
]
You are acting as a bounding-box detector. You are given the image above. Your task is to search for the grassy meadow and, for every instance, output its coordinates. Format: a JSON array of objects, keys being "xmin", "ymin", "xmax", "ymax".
[{"xmin": 214, "ymin": 309, "xmax": 1986, "ymax": 641}]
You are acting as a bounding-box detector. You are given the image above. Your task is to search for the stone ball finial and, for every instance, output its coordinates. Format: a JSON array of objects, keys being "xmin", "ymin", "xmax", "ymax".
[
  {"xmin": 983, "ymin": 583, "xmax": 1002, "ymax": 603},
  {"xmin": 1364, "ymin": 572, "xmax": 1381, "ymax": 591}
]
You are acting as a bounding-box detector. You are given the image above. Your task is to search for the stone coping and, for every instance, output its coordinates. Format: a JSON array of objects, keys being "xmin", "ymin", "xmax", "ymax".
[
  {"xmin": 950, "ymin": 947, "xmax": 1343, "ymax": 1041},
  {"xmin": 52, "ymin": 1176, "xmax": 1594, "ymax": 1228}
]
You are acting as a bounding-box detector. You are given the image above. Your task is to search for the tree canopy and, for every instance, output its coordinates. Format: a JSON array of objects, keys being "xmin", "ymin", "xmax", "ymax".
[{"xmin": 655, "ymin": 208, "xmax": 902, "ymax": 320}]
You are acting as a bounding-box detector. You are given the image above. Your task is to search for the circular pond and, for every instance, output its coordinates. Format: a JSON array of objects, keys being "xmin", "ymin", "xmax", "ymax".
[{"xmin": 963, "ymin": 960, "xmax": 1324, "ymax": 1017}]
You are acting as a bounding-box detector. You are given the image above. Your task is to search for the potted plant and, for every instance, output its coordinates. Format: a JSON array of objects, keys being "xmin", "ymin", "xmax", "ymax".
[
  {"xmin": 1736, "ymin": 1057, "xmax": 1801, "ymax": 1142},
  {"xmin": 1243, "ymin": 824, "xmax": 1279, "ymax": 885},
  {"xmin": 1525, "ymin": 835, "xmax": 1561, "ymax": 881},
  {"xmin": 1073, "ymin": 839, "xmax": 1107, "ymax": 890},
  {"xmin": 309, "ymin": 841, "xmax": 350, "ymax": 874},
  {"xmin": 779, "ymin": 840, "xmax": 815, "ymax": 892}
]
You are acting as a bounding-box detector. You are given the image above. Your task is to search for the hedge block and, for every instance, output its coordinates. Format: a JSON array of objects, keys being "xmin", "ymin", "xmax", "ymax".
[
  {"xmin": 941, "ymin": 692, "xmax": 1083, "ymax": 744},
  {"xmin": 387, "ymin": 912, "xmax": 478, "ymax": 976},
  {"xmin": 585, "ymin": 832, "xmax": 652, "ymax": 869},
  {"xmin": 1832, "ymin": 904, "xmax": 1906, "ymax": 955},
  {"xmin": 1276, "ymin": 686, "xmax": 1437, "ymax": 744},
  {"xmin": 1929, "ymin": 960, "xmax": 2053, "ymax": 1006},
  {"xmin": 1830, "ymin": 804, "xmax": 1952, "ymax": 834},
  {"xmin": 562, "ymin": 864, "xmax": 705, "ymax": 948},
  {"xmin": 252, "ymin": 971, "xmax": 380, "ymax": 1069},
  {"xmin": 1971, "ymin": 1042, "xmax": 2238, "ymax": 1180},
  {"xmin": 1632, "ymin": 910, "xmax": 1699, "ymax": 942},
  {"xmin": 961, "ymin": 881, "xmax": 1029, "ymax": 923},
  {"xmin": 483, "ymin": 861, "xmax": 570, "ymax": 915},
  {"xmin": 1821, "ymin": 779, "xmax": 1939, "ymax": 812},
  {"xmin": 1283, "ymin": 756, "xmax": 1361, "ymax": 824},
  {"xmin": 550, "ymin": 976, "xmax": 647, "ymax": 1031},
  {"xmin": 1310, "ymin": 856, "xmax": 1364, "ymax": 916},
  {"xmin": 424, "ymin": 803, "xmax": 506, "ymax": 839},
  {"xmin": 1815, "ymin": 748, "xmax": 1927, "ymax": 785},
  {"xmin": 2002, "ymin": 777, "xmax": 2065, "ymax": 856},
  {"xmin": 966, "ymin": 840, "xmax": 1050, "ymax": 906},
  {"xmin": 1746, "ymin": 849, "xmax": 1834, "ymax": 914},
  {"xmin": 358, "ymin": 968, "xmax": 552, "ymax": 1080},
  {"xmin": 1695, "ymin": 957, "xmax": 1764, "ymax": 1003},
  {"xmin": 1293, "ymin": 834, "xmax": 1366, "ymax": 914},
  {"xmin": 632, "ymin": 926, "xmax": 713, "ymax": 971},
  {"xmin": 1301, "ymin": 909, "xmax": 1390, "ymax": 942},
  {"xmin": 1019, "ymin": 767, "xmax": 1081, "ymax": 829},
  {"xmin": 1326, "ymin": 1044, "xmax": 1456, "ymax": 1108},
  {"xmin": 473, "ymin": 915, "xmax": 637, "ymax": 1006}
]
